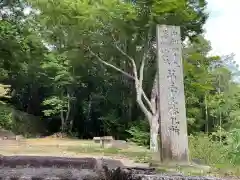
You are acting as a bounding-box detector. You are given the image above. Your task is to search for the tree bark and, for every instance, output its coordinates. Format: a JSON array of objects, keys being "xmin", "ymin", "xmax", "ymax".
[
  {"xmin": 204, "ymin": 94, "xmax": 209, "ymax": 133},
  {"xmin": 60, "ymin": 109, "xmax": 66, "ymax": 132},
  {"xmin": 149, "ymin": 74, "xmax": 159, "ymax": 152},
  {"xmin": 150, "ymin": 115, "xmax": 159, "ymax": 152}
]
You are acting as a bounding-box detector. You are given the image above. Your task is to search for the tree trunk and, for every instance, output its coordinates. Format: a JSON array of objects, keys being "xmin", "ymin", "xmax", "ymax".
[
  {"xmin": 150, "ymin": 115, "xmax": 159, "ymax": 152},
  {"xmin": 60, "ymin": 110, "xmax": 66, "ymax": 132},
  {"xmin": 204, "ymin": 94, "xmax": 209, "ymax": 133},
  {"xmin": 149, "ymin": 74, "xmax": 159, "ymax": 152}
]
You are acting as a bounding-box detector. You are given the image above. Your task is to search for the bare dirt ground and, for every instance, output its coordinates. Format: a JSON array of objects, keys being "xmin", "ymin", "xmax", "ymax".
[{"xmin": 0, "ymin": 138, "xmax": 150, "ymax": 168}]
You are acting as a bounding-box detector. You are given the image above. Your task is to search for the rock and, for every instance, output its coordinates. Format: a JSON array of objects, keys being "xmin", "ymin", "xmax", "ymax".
[
  {"xmin": 93, "ymin": 136, "xmax": 114, "ymax": 148},
  {"xmin": 101, "ymin": 158, "xmax": 124, "ymax": 169},
  {"xmin": 15, "ymin": 135, "xmax": 24, "ymax": 140},
  {"xmin": 93, "ymin": 136, "xmax": 101, "ymax": 143},
  {"xmin": 104, "ymin": 166, "xmax": 226, "ymax": 180},
  {"xmin": 0, "ymin": 129, "xmax": 16, "ymax": 140},
  {"xmin": 93, "ymin": 136, "xmax": 129, "ymax": 149},
  {"xmin": 50, "ymin": 132, "xmax": 68, "ymax": 138}
]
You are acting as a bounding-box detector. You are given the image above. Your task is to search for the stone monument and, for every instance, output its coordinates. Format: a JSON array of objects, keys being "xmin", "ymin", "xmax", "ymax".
[{"xmin": 156, "ymin": 25, "xmax": 189, "ymax": 163}]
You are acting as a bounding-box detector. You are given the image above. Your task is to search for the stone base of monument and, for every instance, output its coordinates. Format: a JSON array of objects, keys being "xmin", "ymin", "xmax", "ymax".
[
  {"xmin": 149, "ymin": 152, "xmax": 212, "ymax": 176},
  {"xmin": 150, "ymin": 156, "xmax": 211, "ymax": 176}
]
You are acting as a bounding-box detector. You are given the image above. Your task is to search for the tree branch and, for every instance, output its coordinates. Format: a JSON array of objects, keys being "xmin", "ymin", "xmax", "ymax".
[
  {"xmin": 136, "ymin": 92, "xmax": 153, "ymax": 122},
  {"xmin": 87, "ymin": 38, "xmax": 154, "ymax": 118},
  {"xmin": 139, "ymin": 52, "xmax": 146, "ymax": 89},
  {"xmin": 113, "ymin": 41, "xmax": 138, "ymax": 81},
  {"xmin": 66, "ymin": 92, "xmax": 71, "ymax": 122},
  {"xmin": 113, "ymin": 41, "xmax": 155, "ymax": 114},
  {"xmin": 87, "ymin": 47, "xmax": 135, "ymax": 80},
  {"xmin": 151, "ymin": 73, "xmax": 158, "ymax": 115},
  {"xmin": 139, "ymin": 37, "xmax": 154, "ymax": 114}
]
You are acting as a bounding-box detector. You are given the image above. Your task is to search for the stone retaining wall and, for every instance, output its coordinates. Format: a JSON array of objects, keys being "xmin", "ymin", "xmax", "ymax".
[{"xmin": 0, "ymin": 155, "xmax": 232, "ymax": 180}]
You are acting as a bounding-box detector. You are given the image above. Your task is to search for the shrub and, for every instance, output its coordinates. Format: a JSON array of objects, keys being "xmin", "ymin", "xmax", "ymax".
[
  {"xmin": 225, "ymin": 129, "xmax": 240, "ymax": 165},
  {"xmin": 126, "ymin": 120, "xmax": 150, "ymax": 147},
  {"xmin": 0, "ymin": 103, "xmax": 13, "ymax": 130},
  {"xmin": 189, "ymin": 133, "xmax": 227, "ymax": 165},
  {"xmin": 126, "ymin": 122, "xmax": 240, "ymax": 168}
]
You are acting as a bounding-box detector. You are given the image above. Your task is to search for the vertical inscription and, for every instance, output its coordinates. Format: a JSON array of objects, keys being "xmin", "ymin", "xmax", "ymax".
[
  {"xmin": 158, "ymin": 26, "xmax": 182, "ymax": 135},
  {"xmin": 157, "ymin": 25, "xmax": 189, "ymax": 161}
]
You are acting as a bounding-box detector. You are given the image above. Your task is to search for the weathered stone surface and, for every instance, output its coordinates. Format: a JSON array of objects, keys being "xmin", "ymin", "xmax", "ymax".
[
  {"xmin": 0, "ymin": 156, "xmax": 100, "ymax": 169},
  {"xmin": 15, "ymin": 135, "xmax": 24, "ymax": 140},
  {"xmin": 0, "ymin": 155, "xmax": 236, "ymax": 180},
  {"xmin": 156, "ymin": 25, "xmax": 189, "ymax": 162},
  {"xmin": 93, "ymin": 136, "xmax": 129, "ymax": 149},
  {"xmin": 0, "ymin": 168, "xmax": 100, "ymax": 180},
  {"xmin": 93, "ymin": 136, "xmax": 114, "ymax": 143},
  {"xmin": 101, "ymin": 158, "xmax": 124, "ymax": 169},
  {"xmin": 105, "ymin": 167, "xmax": 234, "ymax": 180},
  {"xmin": 93, "ymin": 136, "xmax": 114, "ymax": 148},
  {"xmin": 0, "ymin": 129, "xmax": 16, "ymax": 140}
]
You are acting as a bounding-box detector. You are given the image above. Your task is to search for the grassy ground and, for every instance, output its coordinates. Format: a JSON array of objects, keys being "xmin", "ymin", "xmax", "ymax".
[
  {"xmin": 0, "ymin": 137, "xmax": 239, "ymax": 178},
  {"xmin": 0, "ymin": 138, "xmax": 150, "ymax": 168}
]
